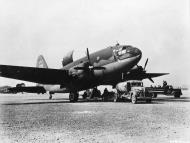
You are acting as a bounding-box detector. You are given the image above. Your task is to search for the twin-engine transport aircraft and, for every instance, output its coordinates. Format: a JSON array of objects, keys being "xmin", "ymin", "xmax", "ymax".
[{"xmin": 0, "ymin": 44, "xmax": 167, "ymax": 102}]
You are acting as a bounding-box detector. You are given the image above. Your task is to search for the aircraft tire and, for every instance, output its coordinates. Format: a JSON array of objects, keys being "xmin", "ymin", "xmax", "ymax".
[
  {"xmin": 153, "ymin": 93, "xmax": 157, "ymax": 98},
  {"xmin": 69, "ymin": 92, "xmax": 79, "ymax": 102},
  {"xmin": 174, "ymin": 92, "xmax": 180, "ymax": 98},
  {"xmin": 69, "ymin": 92, "xmax": 75, "ymax": 102},
  {"xmin": 74, "ymin": 93, "xmax": 79, "ymax": 102}
]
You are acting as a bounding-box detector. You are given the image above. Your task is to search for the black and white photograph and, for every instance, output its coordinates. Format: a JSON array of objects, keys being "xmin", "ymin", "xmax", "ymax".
[{"xmin": 0, "ymin": 0, "xmax": 189, "ymax": 142}]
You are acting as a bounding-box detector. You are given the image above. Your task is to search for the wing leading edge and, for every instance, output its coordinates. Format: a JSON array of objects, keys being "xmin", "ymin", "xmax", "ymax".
[
  {"xmin": 0, "ymin": 65, "xmax": 70, "ymax": 84},
  {"xmin": 145, "ymin": 73, "xmax": 169, "ymax": 78},
  {"xmin": 125, "ymin": 72, "xmax": 169, "ymax": 81}
]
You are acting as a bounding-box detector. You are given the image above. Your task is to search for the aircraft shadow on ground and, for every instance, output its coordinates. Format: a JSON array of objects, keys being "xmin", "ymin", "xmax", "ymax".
[
  {"xmin": 2, "ymin": 97, "xmax": 190, "ymax": 106},
  {"xmin": 2, "ymin": 99, "xmax": 104, "ymax": 105},
  {"xmin": 26, "ymin": 98, "xmax": 69, "ymax": 101},
  {"xmin": 2, "ymin": 101, "xmax": 70, "ymax": 105}
]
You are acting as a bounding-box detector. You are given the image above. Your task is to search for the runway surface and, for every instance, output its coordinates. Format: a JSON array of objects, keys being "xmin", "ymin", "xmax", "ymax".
[{"xmin": 0, "ymin": 91, "xmax": 190, "ymax": 143}]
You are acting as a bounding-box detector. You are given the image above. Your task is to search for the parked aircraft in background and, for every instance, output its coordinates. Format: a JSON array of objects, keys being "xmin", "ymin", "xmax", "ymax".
[{"xmin": 0, "ymin": 85, "xmax": 13, "ymax": 93}]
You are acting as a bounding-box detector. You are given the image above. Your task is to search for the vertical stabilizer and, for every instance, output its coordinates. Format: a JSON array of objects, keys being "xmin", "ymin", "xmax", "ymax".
[
  {"xmin": 36, "ymin": 55, "xmax": 48, "ymax": 68},
  {"xmin": 36, "ymin": 55, "xmax": 48, "ymax": 87}
]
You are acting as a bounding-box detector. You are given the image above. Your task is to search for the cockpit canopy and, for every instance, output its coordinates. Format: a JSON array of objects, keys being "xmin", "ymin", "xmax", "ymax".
[{"xmin": 112, "ymin": 45, "xmax": 141, "ymax": 60}]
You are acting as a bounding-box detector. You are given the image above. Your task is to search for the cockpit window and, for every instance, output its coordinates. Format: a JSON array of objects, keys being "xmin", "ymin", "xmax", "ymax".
[
  {"xmin": 112, "ymin": 45, "xmax": 141, "ymax": 61},
  {"xmin": 113, "ymin": 45, "xmax": 137, "ymax": 60},
  {"xmin": 122, "ymin": 46, "xmax": 127, "ymax": 50},
  {"xmin": 114, "ymin": 46, "xmax": 131, "ymax": 57},
  {"xmin": 131, "ymin": 82, "xmax": 143, "ymax": 87},
  {"xmin": 118, "ymin": 50, "xmax": 126, "ymax": 56}
]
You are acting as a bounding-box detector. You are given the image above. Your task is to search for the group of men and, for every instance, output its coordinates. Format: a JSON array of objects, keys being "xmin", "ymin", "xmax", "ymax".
[{"xmin": 82, "ymin": 87, "xmax": 110, "ymax": 101}]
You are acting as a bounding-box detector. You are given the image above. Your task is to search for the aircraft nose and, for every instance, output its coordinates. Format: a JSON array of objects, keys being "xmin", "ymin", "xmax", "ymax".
[
  {"xmin": 133, "ymin": 47, "xmax": 142, "ymax": 57},
  {"xmin": 131, "ymin": 47, "xmax": 142, "ymax": 64}
]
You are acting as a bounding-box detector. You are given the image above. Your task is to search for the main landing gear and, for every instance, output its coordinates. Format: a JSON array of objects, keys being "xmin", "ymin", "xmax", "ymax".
[{"xmin": 69, "ymin": 92, "xmax": 79, "ymax": 102}]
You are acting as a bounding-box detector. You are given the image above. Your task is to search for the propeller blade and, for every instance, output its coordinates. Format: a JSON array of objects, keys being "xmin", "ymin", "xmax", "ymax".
[
  {"xmin": 86, "ymin": 48, "xmax": 91, "ymax": 65},
  {"xmin": 148, "ymin": 77, "xmax": 154, "ymax": 83},
  {"xmin": 75, "ymin": 48, "xmax": 105, "ymax": 71},
  {"xmin": 144, "ymin": 58, "xmax": 148, "ymax": 70}
]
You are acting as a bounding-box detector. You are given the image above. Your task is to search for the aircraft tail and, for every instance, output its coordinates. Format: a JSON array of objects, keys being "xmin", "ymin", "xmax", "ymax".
[
  {"xmin": 36, "ymin": 55, "xmax": 48, "ymax": 69},
  {"xmin": 36, "ymin": 55, "xmax": 48, "ymax": 87}
]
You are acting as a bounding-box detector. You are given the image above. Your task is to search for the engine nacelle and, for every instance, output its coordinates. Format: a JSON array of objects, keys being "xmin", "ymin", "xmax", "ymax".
[
  {"xmin": 62, "ymin": 50, "xmax": 74, "ymax": 67},
  {"xmin": 68, "ymin": 62, "xmax": 90, "ymax": 79}
]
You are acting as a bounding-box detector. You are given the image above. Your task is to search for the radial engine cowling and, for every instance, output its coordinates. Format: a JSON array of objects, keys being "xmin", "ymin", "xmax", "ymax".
[{"xmin": 69, "ymin": 62, "xmax": 90, "ymax": 79}]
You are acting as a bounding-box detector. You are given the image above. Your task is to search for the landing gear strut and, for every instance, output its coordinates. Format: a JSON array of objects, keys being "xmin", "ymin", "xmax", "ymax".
[
  {"xmin": 49, "ymin": 92, "xmax": 52, "ymax": 100},
  {"xmin": 69, "ymin": 92, "xmax": 79, "ymax": 102}
]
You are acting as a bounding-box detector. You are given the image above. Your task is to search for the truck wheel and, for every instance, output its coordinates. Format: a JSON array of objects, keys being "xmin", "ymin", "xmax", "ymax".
[
  {"xmin": 153, "ymin": 93, "xmax": 157, "ymax": 98},
  {"xmin": 114, "ymin": 94, "xmax": 119, "ymax": 102},
  {"xmin": 174, "ymin": 92, "xmax": 180, "ymax": 98},
  {"xmin": 131, "ymin": 94, "xmax": 137, "ymax": 104},
  {"xmin": 113, "ymin": 96, "xmax": 117, "ymax": 102}
]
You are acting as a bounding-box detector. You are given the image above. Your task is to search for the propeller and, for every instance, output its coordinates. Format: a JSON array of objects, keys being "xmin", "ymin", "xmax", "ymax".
[
  {"xmin": 74, "ymin": 48, "xmax": 105, "ymax": 71},
  {"xmin": 135, "ymin": 58, "xmax": 154, "ymax": 83},
  {"xmin": 143, "ymin": 58, "xmax": 154, "ymax": 83}
]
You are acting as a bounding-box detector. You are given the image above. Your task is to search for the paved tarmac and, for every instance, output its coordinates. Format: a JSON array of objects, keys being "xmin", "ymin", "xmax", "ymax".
[{"xmin": 0, "ymin": 91, "xmax": 190, "ymax": 143}]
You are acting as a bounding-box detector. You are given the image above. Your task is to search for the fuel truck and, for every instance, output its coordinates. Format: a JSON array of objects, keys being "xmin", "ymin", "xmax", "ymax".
[{"xmin": 114, "ymin": 80, "xmax": 152, "ymax": 104}]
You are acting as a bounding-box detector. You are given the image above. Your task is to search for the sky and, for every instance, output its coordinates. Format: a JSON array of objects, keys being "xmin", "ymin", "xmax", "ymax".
[{"xmin": 0, "ymin": 0, "xmax": 189, "ymax": 88}]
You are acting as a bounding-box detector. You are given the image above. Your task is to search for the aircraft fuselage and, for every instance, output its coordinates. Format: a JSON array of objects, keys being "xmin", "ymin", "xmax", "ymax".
[{"xmin": 60, "ymin": 45, "xmax": 142, "ymax": 92}]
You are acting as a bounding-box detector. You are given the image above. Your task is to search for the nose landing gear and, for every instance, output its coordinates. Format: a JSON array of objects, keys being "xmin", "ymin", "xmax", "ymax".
[{"xmin": 69, "ymin": 92, "xmax": 79, "ymax": 102}]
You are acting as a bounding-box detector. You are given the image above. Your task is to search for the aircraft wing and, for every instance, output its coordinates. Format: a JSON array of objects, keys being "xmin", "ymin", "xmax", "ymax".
[
  {"xmin": 139, "ymin": 73, "xmax": 169, "ymax": 79},
  {"xmin": 124, "ymin": 72, "xmax": 169, "ymax": 82},
  {"xmin": 0, "ymin": 64, "xmax": 70, "ymax": 84},
  {"xmin": 139, "ymin": 73, "xmax": 169, "ymax": 83}
]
